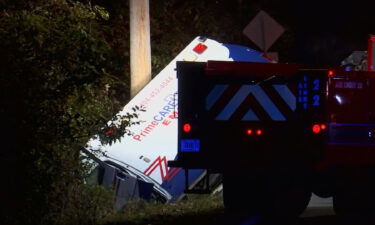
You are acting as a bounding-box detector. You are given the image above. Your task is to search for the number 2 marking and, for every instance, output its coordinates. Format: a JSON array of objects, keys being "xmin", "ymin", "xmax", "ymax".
[
  {"xmin": 312, "ymin": 95, "xmax": 320, "ymax": 106},
  {"xmin": 313, "ymin": 79, "xmax": 320, "ymax": 91}
]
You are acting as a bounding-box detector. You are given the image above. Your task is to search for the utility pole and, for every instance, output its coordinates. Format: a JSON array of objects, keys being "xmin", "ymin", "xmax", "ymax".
[{"xmin": 129, "ymin": 0, "xmax": 151, "ymax": 98}]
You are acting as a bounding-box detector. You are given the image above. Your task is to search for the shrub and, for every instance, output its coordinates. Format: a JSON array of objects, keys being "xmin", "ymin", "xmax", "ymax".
[{"xmin": 0, "ymin": 1, "xmax": 132, "ymax": 224}]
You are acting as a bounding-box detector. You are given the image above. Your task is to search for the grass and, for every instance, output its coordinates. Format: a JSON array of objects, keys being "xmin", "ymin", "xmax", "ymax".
[
  {"xmin": 101, "ymin": 193, "xmax": 227, "ymax": 225},
  {"xmin": 99, "ymin": 193, "xmax": 351, "ymax": 225}
]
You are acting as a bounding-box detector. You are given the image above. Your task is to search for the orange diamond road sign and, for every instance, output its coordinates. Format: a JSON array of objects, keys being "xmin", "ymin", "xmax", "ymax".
[{"xmin": 243, "ymin": 10, "xmax": 285, "ymax": 52}]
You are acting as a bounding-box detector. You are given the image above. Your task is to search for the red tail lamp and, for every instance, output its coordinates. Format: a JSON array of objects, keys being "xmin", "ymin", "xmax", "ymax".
[
  {"xmin": 312, "ymin": 124, "xmax": 321, "ymax": 134},
  {"xmin": 320, "ymin": 124, "xmax": 327, "ymax": 130},
  {"xmin": 328, "ymin": 70, "xmax": 334, "ymax": 77},
  {"xmin": 246, "ymin": 128, "xmax": 263, "ymax": 136},
  {"xmin": 183, "ymin": 123, "xmax": 191, "ymax": 133}
]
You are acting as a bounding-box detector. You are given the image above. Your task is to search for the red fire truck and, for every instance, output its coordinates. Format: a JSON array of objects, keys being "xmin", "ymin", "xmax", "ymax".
[{"xmin": 168, "ymin": 60, "xmax": 375, "ymax": 219}]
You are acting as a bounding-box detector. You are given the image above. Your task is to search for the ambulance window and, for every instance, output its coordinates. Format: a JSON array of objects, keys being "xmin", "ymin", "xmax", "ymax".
[
  {"xmin": 329, "ymin": 80, "xmax": 374, "ymax": 123},
  {"xmin": 85, "ymin": 163, "xmax": 105, "ymax": 185}
]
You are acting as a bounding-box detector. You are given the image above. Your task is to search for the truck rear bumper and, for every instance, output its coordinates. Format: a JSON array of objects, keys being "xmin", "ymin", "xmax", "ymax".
[{"xmin": 316, "ymin": 144, "xmax": 375, "ymax": 169}]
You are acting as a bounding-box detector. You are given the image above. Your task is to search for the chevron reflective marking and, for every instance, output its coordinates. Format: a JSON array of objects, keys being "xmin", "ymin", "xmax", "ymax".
[
  {"xmin": 215, "ymin": 85, "xmax": 252, "ymax": 120},
  {"xmin": 242, "ymin": 108, "xmax": 259, "ymax": 121},
  {"xmin": 250, "ymin": 85, "xmax": 286, "ymax": 121},
  {"xmin": 206, "ymin": 84, "xmax": 228, "ymax": 110},
  {"xmin": 206, "ymin": 84, "xmax": 295, "ymax": 121},
  {"xmin": 273, "ymin": 84, "xmax": 296, "ymax": 110}
]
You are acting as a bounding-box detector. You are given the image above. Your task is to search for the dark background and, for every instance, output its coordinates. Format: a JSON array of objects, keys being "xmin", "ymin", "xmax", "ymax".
[
  {"xmin": 215, "ymin": 0, "xmax": 375, "ymax": 65},
  {"xmin": 292, "ymin": 0, "xmax": 375, "ymax": 65},
  {"xmin": 243, "ymin": 0, "xmax": 375, "ymax": 65}
]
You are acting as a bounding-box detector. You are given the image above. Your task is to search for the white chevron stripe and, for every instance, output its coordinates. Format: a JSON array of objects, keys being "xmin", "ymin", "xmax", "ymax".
[
  {"xmin": 215, "ymin": 85, "xmax": 251, "ymax": 120},
  {"xmin": 208, "ymin": 84, "xmax": 294, "ymax": 121},
  {"xmin": 205, "ymin": 84, "xmax": 228, "ymax": 110},
  {"xmin": 250, "ymin": 85, "xmax": 286, "ymax": 121},
  {"xmin": 273, "ymin": 84, "xmax": 296, "ymax": 110}
]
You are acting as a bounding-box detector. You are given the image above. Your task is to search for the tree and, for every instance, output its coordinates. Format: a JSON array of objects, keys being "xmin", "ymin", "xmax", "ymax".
[
  {"xmin": 0, "ymin": 1, "xmax": 297, "ymax": 224},
  {"xmin": 0, "ymin": 1, "xmax": 136, "ymax": 224}
]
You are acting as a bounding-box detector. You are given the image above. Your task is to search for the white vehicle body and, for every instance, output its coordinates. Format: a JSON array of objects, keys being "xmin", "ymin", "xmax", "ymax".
[{"xmin": 87, "ymin": 36, "xmax": 268, "ymax": 202}]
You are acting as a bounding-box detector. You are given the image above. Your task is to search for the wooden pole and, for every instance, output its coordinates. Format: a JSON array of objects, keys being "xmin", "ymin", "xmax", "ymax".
[{"xmin": 129, "ymin": 0, "xmax": 151, "ymax": 98}]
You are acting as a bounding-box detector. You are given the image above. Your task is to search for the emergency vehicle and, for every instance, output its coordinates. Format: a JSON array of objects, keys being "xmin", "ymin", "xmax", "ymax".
[
  {"xmin": 168, "ymin": 47, "xmax": 375, "ymax": 219},
  {"xmin": 86, "ymin": 36, "xmax": 269, "ymax": 207}
]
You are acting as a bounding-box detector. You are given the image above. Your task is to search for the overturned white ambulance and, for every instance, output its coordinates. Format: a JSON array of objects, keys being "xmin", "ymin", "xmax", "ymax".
[{"xmin": 86, "ymin": 36, "xmax": 269, "ymax": 208}]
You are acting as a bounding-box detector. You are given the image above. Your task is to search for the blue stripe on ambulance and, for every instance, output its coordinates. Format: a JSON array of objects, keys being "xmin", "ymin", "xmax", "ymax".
[{"xmin": 161, "ymin": 169, "xmax": 204, "ymax": 202}]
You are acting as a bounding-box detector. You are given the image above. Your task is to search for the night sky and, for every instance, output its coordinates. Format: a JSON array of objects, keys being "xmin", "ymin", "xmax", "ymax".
[
  {"xmin": 291, "ymin": 0, "xmax": 375, "ymax": 65},
  {"xmin": 247, "ymin": 0, "xmax": 375, "ymax": 65}
]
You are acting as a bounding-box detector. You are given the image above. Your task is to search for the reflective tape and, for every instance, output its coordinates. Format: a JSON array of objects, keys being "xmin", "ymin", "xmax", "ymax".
[
  {"xmin": 273, "ymin": 84, "xmax": 296, "ymax": 110},
  {"xmin": 206, "ymin": 84, "xmax": 295, "ymax": 121},
  {"xmin": 250, "ymin": 85, "xmax": 286, "ymax": 121},
  {"xmin": 206, "ymin": 84, "xmax": 228, "ymax": 110},
  {"xmin": 242, "ymin": 108, "xmax": 259, "ymax": 121},
  {"xmin": 215, "ymin": 85, "xmax": 252, "ymax": 120}
]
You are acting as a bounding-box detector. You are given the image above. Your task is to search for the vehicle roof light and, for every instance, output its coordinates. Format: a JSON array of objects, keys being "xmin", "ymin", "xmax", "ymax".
[
  {"xmin": 193, "ymin": 43, "xmax": 207, "ymax": 54},
  {"xmin": 183, "ymin": 53, "xmax": 198, "ymax": 61}
]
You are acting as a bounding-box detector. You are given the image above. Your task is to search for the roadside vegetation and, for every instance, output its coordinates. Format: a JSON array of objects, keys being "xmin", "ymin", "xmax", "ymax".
[
  {"xmin": 0, "ymin": 1, "xmax": 132, "ymax": 224},
  {"xmin": 103, "ymin": 194, "xmax": 225, "ymax": 225},
  {"xmin": 0, "ymin": 0, "xmax": 294, "ymax": 224}
]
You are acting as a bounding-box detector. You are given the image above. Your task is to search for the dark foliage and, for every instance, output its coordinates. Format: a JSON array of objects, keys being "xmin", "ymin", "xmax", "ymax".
[
  {"xmin": 0, "ymin": 0, "xmax": 133, "ymax": 224},
  {"xmin": 0, "ymin": 0, "xmax": 300, "ymax": 224}
]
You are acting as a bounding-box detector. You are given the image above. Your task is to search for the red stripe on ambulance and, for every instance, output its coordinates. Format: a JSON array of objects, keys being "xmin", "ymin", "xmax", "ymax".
[{"xmin": 144, "ymin": 156, "xmax": 181, "ymax": 182}]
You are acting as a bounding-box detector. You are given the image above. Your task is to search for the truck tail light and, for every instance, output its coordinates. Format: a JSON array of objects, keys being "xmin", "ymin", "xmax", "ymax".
[
  {"xmin": 312, "ymin": 123, "xmax": 326, "ymax": 134},
  {"xmin": 312, "ymin": 124, "xmax": 321, "ymax": 134},
  {"xmin": 246, "ymin": 128, "xmax": 263, "ymax": 136},
  {"xmin": 183, "ymin": 123, "xmax": 191, "ymax": 133}
]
